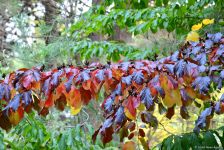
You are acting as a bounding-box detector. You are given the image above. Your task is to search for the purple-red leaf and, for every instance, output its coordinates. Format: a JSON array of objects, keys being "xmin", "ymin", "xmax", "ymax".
[
  {"xmin": 132, "ymin": 71, "xmax": 144, "ymax": 85},
  {"xmin": 115, "ymin": 106, "xmax": 126, "ymax": 124},
  {"xmin": 140, "ymin": 87, "xmax": 154, "ymax": 110},
  {"xmin": 192, "ymin": 76, "xmax": 210, "ymax": 94}
]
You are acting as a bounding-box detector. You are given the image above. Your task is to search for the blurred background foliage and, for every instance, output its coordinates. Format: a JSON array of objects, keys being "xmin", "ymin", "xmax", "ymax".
[{"xmin": 0, "ymin": 0, "xmax": 224, "ymax": 149}]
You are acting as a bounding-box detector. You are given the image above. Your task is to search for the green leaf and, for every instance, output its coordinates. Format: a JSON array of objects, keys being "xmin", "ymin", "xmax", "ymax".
[
  {"xmin": 155, "ymin": 0, "xmax": 162, "ymax": 6},
  {"xmin": 163, "ymin": 0, "xmax": 169, "ymax": 6}
]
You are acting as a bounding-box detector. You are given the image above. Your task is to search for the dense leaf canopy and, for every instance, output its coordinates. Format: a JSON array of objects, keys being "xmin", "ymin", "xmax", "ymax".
[{"xmin": 0, "ymin": 32, "xmax": 223, "ymax": 145}]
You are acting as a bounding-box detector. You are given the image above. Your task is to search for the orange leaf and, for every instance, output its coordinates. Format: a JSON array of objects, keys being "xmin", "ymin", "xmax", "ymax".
[
  {"xmin": 112, "ymin": 68, "xmax": 123, "ymax": 80},
  {"xmin": 8, "ymin": 107, "xmax": 24, "ymax": 125},
  {"xmin": 82, "ymin": 80, "xmax": 91, "ymax": 90},
  {"xmin": 70, "ymin": 88, "xmax": 82, "ymax": 110},
  {"xmin": 122, "ymin": 141, "xmax": 136, "ymax": 150}
]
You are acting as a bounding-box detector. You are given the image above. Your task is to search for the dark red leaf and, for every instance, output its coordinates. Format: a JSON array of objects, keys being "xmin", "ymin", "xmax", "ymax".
[
  {"xmin": 180, "ymin": 106, "xmax": 190, "ymax": 119},
  {"xmin": 22, "ymin": 75, "xmax": 33, "ymax": 89},
  {"xmin": 127, "ymin": 122, "xmax": 135, "ymax": 131},
  {"xmin": 0, "ymin": 113, "xmax": 12, "ymax": 131},
  {"xmin": 128, "ymin": 132, "xmax": 135, "ymax": 140},
  {"xmin": 80, "ymin": 87, "xmax": 92, "ymax": 105},
  {"xmin": 166, "ymin": 106, "xmax": 175, "ymax": 119},
  {"xmin": 39, "ymin": 107, "xmax": 49, "ymax": 117},
  {"xmin": 92, "ymin": 126, "xmax": 101, "ymax": 144},
  {"xmin": 100, "ymin": 117, "xmax": 114, "ymax": 144},
  {"xmin": 139, "ymin": 128, "xmax": 145, "ymax": 137},
  {"xmin": 55, "ymin": 94, "xmax": 67, "ymax": 111}
]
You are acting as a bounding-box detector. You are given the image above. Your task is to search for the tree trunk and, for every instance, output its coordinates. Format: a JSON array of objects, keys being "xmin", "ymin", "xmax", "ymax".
[
  {"xmin": 0, "ymin": 12, "xmax": 10, "ymax": 67},
  {"xmin": 41, "ymin": 0, "xmax": 59, "ymax": 44}
]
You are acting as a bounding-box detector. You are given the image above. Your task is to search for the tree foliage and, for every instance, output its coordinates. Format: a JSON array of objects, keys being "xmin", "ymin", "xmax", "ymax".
[
  {"xmin": 159, "ymin": 126, "xmax": 224, "ymax": 149},
  {"xmin": 0, "ymin": 32, "xmax": 223, "ymax": 148},
  {"xmin": 70, "ymin": 0, "xmax": 224, "ymax": 38}
]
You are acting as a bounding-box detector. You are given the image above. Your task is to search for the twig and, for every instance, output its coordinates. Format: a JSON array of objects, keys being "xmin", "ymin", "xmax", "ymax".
[
  {"xmin": 79, "ymin": 108, "xmax": 89, "ymax": 127},
  {"xmin": 159, "ymin": 122, "xmax": 175, "ymax": 135},
  {"xmin": 25, "ymin": 117, "xmax": 32, "ymax": 126}
]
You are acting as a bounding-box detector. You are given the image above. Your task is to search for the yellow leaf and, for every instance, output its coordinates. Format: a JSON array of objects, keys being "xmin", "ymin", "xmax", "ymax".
[
  {"xmin": 191, "ymin": 23, "xmax": 202, "ymax": 31},
  {"xmin": 186, "ymin": 31, "xmax": 199, "ymax": 42},
  {"xmin": 202, "ymin": 19, "xmax": 214, "ymax": 25},
  {"xmin": 137, "ymin": 103, "xmax": 145, "ymax": 112},
  {"xmin": 124, "ymin": 107, "xmax": 135, "ymax": 120},
  {"xmin": 58, "ymin": 24, "xmax": 65, "ymax": 32},
  {"xmin": 163, "ymin": 89, "xmax": 181, "ymax": 108},
  {"xmin": 70, "ymin": 106, "xmax": 82, "ymax": 115},
  {"xmin": 9, "ymin": 107, "xmax": 24, "ymax": 125}
]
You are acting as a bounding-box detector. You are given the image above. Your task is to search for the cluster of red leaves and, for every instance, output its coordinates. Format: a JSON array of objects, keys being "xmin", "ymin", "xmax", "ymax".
[{"xmin": 0, "ymin": 33, "xmax": 223, "ymax": 146}]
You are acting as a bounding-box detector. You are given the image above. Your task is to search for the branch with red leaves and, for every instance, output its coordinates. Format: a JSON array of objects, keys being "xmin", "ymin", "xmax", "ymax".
[{"xmin": 0, "ymin": 33, "xmax": 223, "ymax": 145}]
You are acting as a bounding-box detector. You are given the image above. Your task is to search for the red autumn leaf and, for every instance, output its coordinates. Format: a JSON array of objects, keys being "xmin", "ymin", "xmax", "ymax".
[
  {"xmin": 39, "ymin": 107, "xmax": 49, "ymax": 117},
  {"xmin": 24, "ymin": 104, "xmax": 33, "ymax": 113},
  {"xmin": 124, "ymin": 96, "xmax": 137, "ymax": 120},
  {"xmin": 80, "ymin": 87, "xmax": 92, "ymax": 105},
  {"xmin": 139, "ymin": 128, "xmax": 145, "ymax": 137},
  {"xmin": 44, "ymin": 93, "xmax": 54, "ymax": 107},
  {"xmin": 55, "ymin": 94, "xmax": 67, "ymax": 111},
  {"xmin": 128, "ymin": 132, "xmax": 135, "ymax": 140},
  {"xmin": 100, "ymin": 117, "xmax": 114, "ymax": 144}
]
